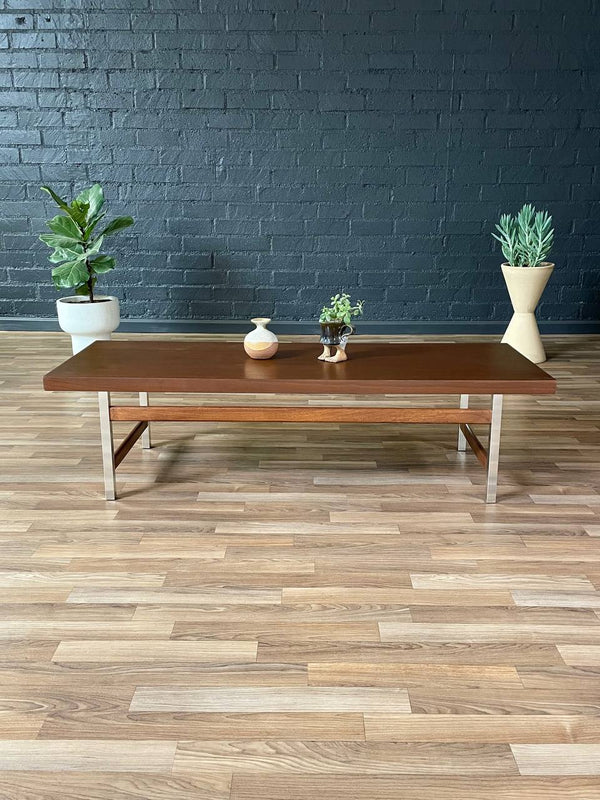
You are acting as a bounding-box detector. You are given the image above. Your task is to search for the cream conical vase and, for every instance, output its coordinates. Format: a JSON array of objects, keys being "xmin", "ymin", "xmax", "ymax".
[
  {"xmin": 244, "ymin": 317, "xmax": 278, "ymax": 359},
  {"xmin": 501, "ymin": 262, "xmax": 554, "ymax": 364}
]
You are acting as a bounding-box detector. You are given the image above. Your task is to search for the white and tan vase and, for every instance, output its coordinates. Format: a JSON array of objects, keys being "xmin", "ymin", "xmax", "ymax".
[
  {"xmin": 501, "ymin": 262, "xmax": 554, "ymax": 364},
  {"xmin": 243, "ymin": 317, "xmax": 278, "ymax": 359},
  {"xmin": 56, "ymin": 295, "xmax": 120, "ymax": 355}
]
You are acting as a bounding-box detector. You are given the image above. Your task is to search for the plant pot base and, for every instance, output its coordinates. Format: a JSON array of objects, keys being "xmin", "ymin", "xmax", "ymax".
[
  {"xmin": 70, "ymin": 332, "xmax": 112, "ymax": 354},
  {"xmin": 501, "ymin": 312, "xmax": 546, "ymax": 364},
  {"xmin": 318, "ymin": 344, "xmax": 348, "ymax": 362}
]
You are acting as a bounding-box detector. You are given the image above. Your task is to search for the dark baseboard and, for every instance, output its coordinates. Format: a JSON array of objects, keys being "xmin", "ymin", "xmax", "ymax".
[{"xmin": 1, "ymin": 317, "xmax": 599, "ymax": 335}]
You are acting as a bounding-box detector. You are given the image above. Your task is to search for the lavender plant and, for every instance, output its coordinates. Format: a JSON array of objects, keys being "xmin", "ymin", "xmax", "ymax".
[{"xmin": 492, "ymin": 204, "xmax": 554, "ymax": 267}]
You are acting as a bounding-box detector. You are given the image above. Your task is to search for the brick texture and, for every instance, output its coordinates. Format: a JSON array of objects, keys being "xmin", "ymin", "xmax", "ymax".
[{"xmin": 0, "ymin": 0, "xmax": 598, "ymax": 323}]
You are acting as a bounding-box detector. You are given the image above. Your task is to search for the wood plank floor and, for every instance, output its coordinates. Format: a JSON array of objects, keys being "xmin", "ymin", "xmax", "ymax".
[{"xmin": 1, "ymin": 330, "xmax": 600, "ymax": 799}]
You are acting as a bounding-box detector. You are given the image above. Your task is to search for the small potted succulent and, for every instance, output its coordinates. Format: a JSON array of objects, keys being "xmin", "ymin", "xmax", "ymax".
[
  {"xmin": 318, "ymin": 292, "xmax": 364, "ymax": 362},
  {"xmin": 39, "ymin": 184, "xmax": 134, "ymax": 354},
  {"xmin": 492, "ymin": 204, "xmax": 554, "ymax": 363}
]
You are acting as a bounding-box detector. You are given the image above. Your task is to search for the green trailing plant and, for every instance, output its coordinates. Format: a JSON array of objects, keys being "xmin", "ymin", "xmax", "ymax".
[
  {"xmin": 39, "ymin": 183, "xmax": 134, "ymax": 302},
  {"xmin": 319, "ymin": 293, "xmax": 364, "ymax": 324},
  {"xmin": 492, "ymin": 204, "xmax": 554, "ymax": 267}
]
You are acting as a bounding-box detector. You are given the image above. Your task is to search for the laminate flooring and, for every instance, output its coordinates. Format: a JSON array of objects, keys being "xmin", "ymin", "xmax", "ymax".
[{"xmin": 1, "ymin": 331, "xmax": 599, "ymax": 799}]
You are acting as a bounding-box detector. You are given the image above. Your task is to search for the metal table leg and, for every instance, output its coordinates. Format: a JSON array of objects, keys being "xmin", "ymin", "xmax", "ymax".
[
  {"xmin": 139, "ymin": 392, "xmax": 151, "ymax": 449},
  {"xmin": 457, "ymin": 394, "xmax": 469, "ymax": 451},
  {"xmin": 98, "ymin": 391, "xmax": 116, "ymax": 501},
  {"xmin": 486, "ymin": 394, "xmax": 503, "ymax": 504}
]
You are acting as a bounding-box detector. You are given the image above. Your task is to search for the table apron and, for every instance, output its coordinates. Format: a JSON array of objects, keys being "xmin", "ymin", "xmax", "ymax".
[{"xmin": 109, "ymin": 405, "xmax": 493, "ymax": 424}]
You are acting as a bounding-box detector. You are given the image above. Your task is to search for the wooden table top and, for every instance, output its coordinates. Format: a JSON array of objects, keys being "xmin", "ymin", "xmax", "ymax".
[{"xmin": 43, "ymin": 341, "xmax": 556, "ymax": 395}]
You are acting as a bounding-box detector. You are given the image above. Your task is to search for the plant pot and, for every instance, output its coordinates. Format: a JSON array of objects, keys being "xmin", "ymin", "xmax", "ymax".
[
  {"xmin": 243, "ymin": 317, "xmax": 278, "ymax": 359},
  {"xmin": 56, "ymin": 295, "xmax": 120, "ymax": 355},
  {"xmin": 318, "ymin": 321, "xmax": 355, "ymax": 362},
  {"xmin": 501, "ymin": 263, "xmax": 553, "ymax": 364},
  {"xmin": 319, "ymin": 321, "xmax": 354, "ymax": 346}
]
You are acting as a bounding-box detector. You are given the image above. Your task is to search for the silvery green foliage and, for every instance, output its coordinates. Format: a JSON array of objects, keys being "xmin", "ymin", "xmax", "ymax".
[
  {"xmin": 39, "ymin": 184, "xmax": 134, "ymax": 302},
  {"xmin": 319, "ymin": 293, "xmax": 364, "ymax": 324},
  {"xmin": 492, "ymin": 204, "xmax": 554, "ymax": 267}
]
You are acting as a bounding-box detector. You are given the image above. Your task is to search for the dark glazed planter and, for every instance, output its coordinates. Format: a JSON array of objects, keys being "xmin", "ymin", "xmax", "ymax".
[
  {"xmin": 318, "ymin": 321, "xmax": 355, "ymax": 363},
  {"xmin": 319, "ymin": 321, "xmax": 354, "ymax": 346}
]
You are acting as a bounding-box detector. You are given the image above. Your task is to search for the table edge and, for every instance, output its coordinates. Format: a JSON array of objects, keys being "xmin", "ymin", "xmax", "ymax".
[{"xmin": 43, "ymin": 375, "xmax": 557, "ymax": 395}]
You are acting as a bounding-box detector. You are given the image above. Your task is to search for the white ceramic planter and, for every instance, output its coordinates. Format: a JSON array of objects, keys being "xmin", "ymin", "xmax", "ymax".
[
  {"xmin": 243, "ymin": 317, "xmax": 278, "ymax": 359},
  {"xmin": 56, "ymin": 295, "xmax": 120, "ymax": 355},
  {"xmin": 501, "ymin": 263, "xmax": 554, "ymax": 364}
]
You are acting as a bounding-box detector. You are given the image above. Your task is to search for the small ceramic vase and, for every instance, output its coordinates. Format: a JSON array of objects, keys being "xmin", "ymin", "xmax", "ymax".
[
  {"xmin": 318, "ymin": 321, "xmax": 354, "ymax": 363},
  {"xmin": 244, "ymin": 317, "xmax": 279, "ymax": 359}
]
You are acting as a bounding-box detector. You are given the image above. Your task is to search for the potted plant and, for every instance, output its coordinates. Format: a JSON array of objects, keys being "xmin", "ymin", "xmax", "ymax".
[
  {"xmin": 39, "ymin": 183, "xmax": 134, "ymax": 354},
  {"xmin": 492, "ymin": 204, "xmax": 554, "ymax": 364},
  {"xmin": 318, "ymin": 292, "xmax": 364, "ymax": 362}
]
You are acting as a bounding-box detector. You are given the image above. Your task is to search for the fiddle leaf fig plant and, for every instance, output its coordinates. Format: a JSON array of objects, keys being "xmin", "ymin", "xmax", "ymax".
[
  {"xmin": 319, "ymin": 293, "xmax": 364, "ymax": 324},
  {"xmin": 492, "ymin": 204, "xmax": 554, "ymax": 267},
  {"xmin": 39, "ymin": 184, "xmax": 134, "ymax": 302}
]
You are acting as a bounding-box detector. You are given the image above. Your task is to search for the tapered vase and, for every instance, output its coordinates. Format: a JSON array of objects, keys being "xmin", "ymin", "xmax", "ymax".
[{"xmin": 501, "ymin": 263, "xmax": 554, "ymax": 364}]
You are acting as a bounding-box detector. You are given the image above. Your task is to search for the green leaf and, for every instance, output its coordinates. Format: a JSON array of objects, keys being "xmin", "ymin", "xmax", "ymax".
[
  {"xmin": 88, "ymin": 255, "xmax": 115, "ymax": 274},
  {"xmin": 75, "ymin": 184, "xmax": 104, "ymax": 220},
  {"xmin": 47, "ymin": 244, "xmax": 85, "ymax": 264},
  {"xmin": 75, "ymin": 277, "xmax": 96, "ymax": 296},
  {"xmin": 46, "ymin": 214, "xmax": 82, "ymax": 240},
  {"xmin": 84, "ymin": 212, "xmax": 106, "ymax": 240},
  {"xmin": 99, "ymin": 216, "xmax": 134, "ymax": 237},
  {"xmin": 86, "ymin": 235, "xmax": 104, "ymax": 256},
  {"xmin": 68, "ymin": 199, "xmax": 90, "ymax": 228},
  {"xmin": 41, "ymin": 186, "xmax": 90, "ymax": 232},
  {"xmin": 48, "ymin": 249, "xmax": 70, "ymax": 264},
  {"xmin": 40, "ymin": 185, "xmax": 70, "ymax": 213},
  {"xmin": 40, "ymin": 232, "xmax": 83, "ymax": 249},
  {"xmin": 51, "ymin": 260, "xmax": 90, "ymax": 289}
]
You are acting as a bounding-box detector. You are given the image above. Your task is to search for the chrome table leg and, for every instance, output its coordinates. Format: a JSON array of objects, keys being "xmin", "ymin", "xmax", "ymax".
[
  {"xmin": 98, "ymin": 391, "xmax": 116, "ymax": 501},
  {"xmin": 457, "ymin": 394, "xmax": 469, "ymax": 451},
  {"xmin": 486, "ymin": 394, "xmax": 503, "ymax": 504},
  {"xmin": 139, "ymin": 391, "xmax": 151, "ymax": 449}
]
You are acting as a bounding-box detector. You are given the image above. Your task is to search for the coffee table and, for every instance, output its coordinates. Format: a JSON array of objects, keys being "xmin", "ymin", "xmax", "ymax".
[{"xmin": 43, "ymin": 340, "xmax": 556, "ymax": 503}]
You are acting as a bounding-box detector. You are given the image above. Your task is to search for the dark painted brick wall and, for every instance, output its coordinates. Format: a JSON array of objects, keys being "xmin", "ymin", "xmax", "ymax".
[{"xmin": 0, "ymin": 0, "xmax": 599, "ymax": 324}]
